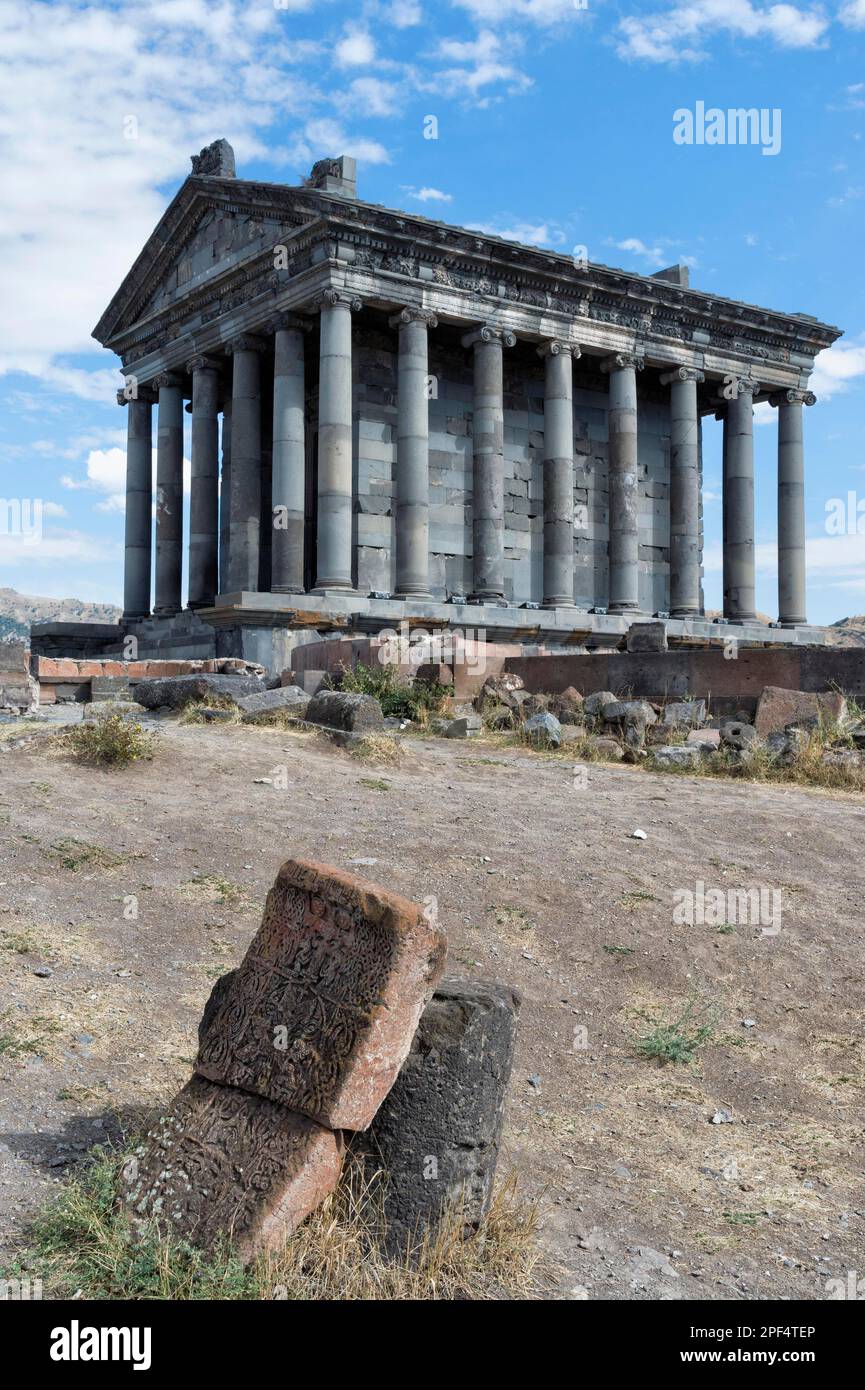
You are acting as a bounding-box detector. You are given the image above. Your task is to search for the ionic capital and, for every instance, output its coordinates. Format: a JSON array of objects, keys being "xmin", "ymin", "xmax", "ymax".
[
  {"xmin": 769, "ymin": 388, "xmax": 817, "ymax": 408},
  {"xmin": 389, "ymin": 306, "xmax": 438, "ymax": 330},
  {"xmin": 659, "ymin": 366, "xmax": 705, "ymax": 386},
  {"xmin": 225, "ymin": 334, "xmax": 267, "ymax": 355},
  {"xmin": 186, "ymin": 354, "xmax": 223, "ymax": 375},
  {"xmin": 314, "ymin": 289, "xmax": 362, "ymax": 313},
  {"xmin": 116, "ymin": 380, "xmax": 157, "ymax": 406},
  {"xmin": 153, "ymin": 371, "xmax": 185, "ymax": 390},
  {"xmin": 461, "ymin": 324, "xmax": 517, "ymax": 350},
  {"xmin": 600, "ymin": 352, "xmax": 645, "ymax": 374},
  {"xmin": 537, "ymin": 339, "xmax": 581, "ymax": 360},
  {"xmin": 266, "ymin": 312, "xmax": 313, "ymax": 335}
]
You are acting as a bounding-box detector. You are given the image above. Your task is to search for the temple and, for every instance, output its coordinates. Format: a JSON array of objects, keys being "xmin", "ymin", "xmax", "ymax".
[{"xmin": 84, "ymin": 140, "xmax": 840, "ymax": 671}]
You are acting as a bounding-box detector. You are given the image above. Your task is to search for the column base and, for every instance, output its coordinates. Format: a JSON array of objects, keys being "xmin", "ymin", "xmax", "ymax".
[
  {"xmin": 272, "ymin": 585, "xmax": 306, "ymax": 595},
  {"xmin": 670, "ymin": 606, "xmax": 702, "ymax": 619},
  {"xmin": 187, "ymin": 600, "xmax": 215, "ymax": 612},
  {"xmin": 394, "ymin": 589, "xmax": 434, "ymax": 601},
  {"xmin": 468, "ymin": 592, "xmax": 506, "ymax": 604},
  {"xmin": 122, "ymin": 611, "xmax": 149, "ymax": 623},
  {"xmin": 542, "ymin": 598, "xmax": 576, "ymax": 609},
  {"xmin": 778, "ymin": 617, "xmax": 806, "ymax": 628},
  {"xmin": 608, "ymin": 603, "xmax": 642, "ymax": 615},
  {"xmin": 153, "ymin": 605, "xmax": 182, "ymax": 618},
  {"xmin": 310, "ymin": 584, "xmax": 356, "ymax": 597},
  {"xmin": 725, "ymin": 615, "xmax": 758, "ymax": 625}
]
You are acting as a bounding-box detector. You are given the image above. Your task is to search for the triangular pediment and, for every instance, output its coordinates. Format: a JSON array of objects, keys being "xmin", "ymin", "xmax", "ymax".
[{"xmin": 93, "ymin": 178, "xmax": 316, "ymax": 347}]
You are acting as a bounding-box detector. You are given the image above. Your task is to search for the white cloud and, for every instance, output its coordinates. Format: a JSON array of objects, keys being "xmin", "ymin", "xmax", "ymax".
[
  {"xmin": 402, "ymin": 185, "xmax": 454, "ymax": 203},
  {"xmin": 811, "ymin": 337, "xmax": 865, "ymax": 400},
  {"xmin": 616, "ymin": 1, "xmax": 830, "ymax": 64},
  {"xmin": 838, "ymin": 0, "xmax": 865, "ymax": 27},
  {"xmin": 427, "ymin": 28, "xmax": 532, "ymax": 102},
  {"xmin": 468, "ymin": 219, "xmax": 565, "ymax": 246},
  {"xmin": 284, "ymin": 118, "xmax": 391, "ymax": 167},
  {"xmin": 386, "ymin": 0, "xmax": 423, "ymax": 24},
  {"xmin": 614, "ymin": 236, "xmax": 667, "ymax": 267},
  {"xmin": 452, "ymin": 0, "xmax": 587, "ymax": 22},
  {"xmin": 0, "ymin": 528, "xmax": 124, "ymax": 567},
  {"xmin": 335, "ymin": 28, "xmax": 376, "ymax": 68},
  {"xmin": 338, "ymin": 77, "xmax": 402, "ymax": 117}
]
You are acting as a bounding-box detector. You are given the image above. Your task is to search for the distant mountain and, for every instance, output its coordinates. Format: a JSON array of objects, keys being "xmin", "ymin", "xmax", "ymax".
[
  {"xmin": 0, "ymin": 587, "xmax": 121, "ymax": 643},
  {"xmin": 825, "ymin": 615, "xmax": 865, "ymax": 648}
]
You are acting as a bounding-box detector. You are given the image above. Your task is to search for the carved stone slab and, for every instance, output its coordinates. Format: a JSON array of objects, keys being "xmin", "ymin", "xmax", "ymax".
[
  {"xmin": 195, "ymin": 858, "xmax": 448, "ymax": 1129},
  {"xmin": 122, "ymin": 1077, "xmax": 343, "ymax": 1259}
]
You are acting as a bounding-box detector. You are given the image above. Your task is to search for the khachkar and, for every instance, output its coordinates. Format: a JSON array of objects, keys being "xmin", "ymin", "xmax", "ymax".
[{"xmin": 99, "ymin": 141, "xmax": 839, "ymax": 645}]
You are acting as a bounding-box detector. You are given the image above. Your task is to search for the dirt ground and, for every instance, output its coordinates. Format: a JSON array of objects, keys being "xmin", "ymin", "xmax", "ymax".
[{"xmin": 1, "ymin": 716, "xmax": 863, "ymax": 1300}]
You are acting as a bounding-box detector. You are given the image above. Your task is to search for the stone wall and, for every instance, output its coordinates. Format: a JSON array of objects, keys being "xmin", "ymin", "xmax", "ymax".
[{"xmin": 351, "ymin": 327, "xmax": 678, "ymax": 609}]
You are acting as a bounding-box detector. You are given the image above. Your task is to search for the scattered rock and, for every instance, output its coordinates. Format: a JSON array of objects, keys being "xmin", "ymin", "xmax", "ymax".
[
  {"xmin": 651, "ymin": 744, "xmax": 702, "ymax": 769},
  {"xmin": 631, "ymin": 828, "xmax": 647, "ymax": 840},
  {"xmin": 662, "ymin": 700, "xmax": 706, "ymax": 728},
  {"xmin": 549, "ymin": 686, "xmax": 584, "ymax": 724},
  {"xmin": 444, "ymin": 713, "xmax": 483, "ymax": 738},
  {"xmin": 602, "ymin": 700, "xmax": 657, "ymax": 727},
  {"xmin": 522, "ymin": 711, "xmax": 562, "ymax": 747},
  {"xmin": 720, "ymin": 721, "xmax": 758, "ymax": 751},
  {"xmin": 591, "ymin": 736, "xmax": 624, "ymax": 760},
  {"xmin": 134, "ymin": 673, "xmax": 264, "ymax": 710},
  {"xmin": 582, "ymin": 690, "xmax": 618, "ymax": 720}
]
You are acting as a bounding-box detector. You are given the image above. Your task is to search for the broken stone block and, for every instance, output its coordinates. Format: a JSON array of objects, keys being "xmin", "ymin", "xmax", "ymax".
[
  {"xmin": 591, "ymin": 735, "xmax": 624, "ymax": 760},
  {"xmin": 444, "ymin": 713, "xmax": 482, "ymax": 738},
  {"xmin": 582, "ymin": 690, "xmax": 618, "ymax": 720},
  {"xmin": 754, "ymin": 686, "xmax": 848, "ymax": 737},
  {"xmin": 122, "ymin": 1076, "xmax": 343, "ymax": 1261},
  {"xmin": 625, "ymin": 620, "xmax": 668, "ymax": 653},
  {"xmin": 549, "ymin": 686, "xmax": 584, "ymax": 724},
  {"xmin": 474, "ymin": 672, "xmax": 525, "ymax": 711},
  {"xmin": 662, "ymin": 700, "xmax": 706, "ymax": 727},
  {"xmin": 720, "ymin": 720, "xmax": 758, "ymax": 750},
  {"xmin": 651, "ymin": 744, "xmax": 702, "ymax": 769},
  {"xmin": 686, "ymin": 728, "xmax": 720, "ymax": 749},
  {"xmin": 134, "ymin": 673, "xmax": 264, "ymax": 709},
  {"xmin": 196, "ymin": 857, "xmax": 447, "ymax": 1129},
  {"xmin": 559, "ymin": 724, "xmax": 587, "ymax": 744},
  {"xmin": 237, "ymin": 687, "xmax": 310, "ymax": 723},
  {"xmin": 523, "ymin": 711, "xmax": 562, "ymax": 747},
  {"xmin": 602, "ymin": 699, "xmax": 658, "ymax": 727},
  {"xmin": 352, "ymin": 978, "xmax": 520, "ymax": 1255},
  {"xmin": 305, "ymin": 690, "xmax": 385, "ymax": 734}
]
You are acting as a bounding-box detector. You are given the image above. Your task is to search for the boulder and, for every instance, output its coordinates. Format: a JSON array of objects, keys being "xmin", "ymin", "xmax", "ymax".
[
  {"xmin": 821, "ymin": 748, "xmax": 863, "ymax": 771},
  {"xmin": 559, "ymin": 724, "xmax": 587, "ymax": 745},
  {"xmin": 521, "ymin": 692, "xmax": 550, "ymax": 717},
  {"xmin": 196, "ymin": 857, "xmax": 447, "ymax": 1129},
  {"xmin": 549, "ymin": 686, "xmax": 584, "ymax": 724},
  {"xmin": 352, "ymin": 978, "xmax": 520, "ymax": 1255},
  {"xmin": 686, "ymin": 728, "xmax": 721, "ymax": 749},
  {"xmin": 754, "ymin": 686, "xmax": 848, "ymax": 737},
  {"xmin": 582, "ymin": 690, "xmax": 618, "ymax": 720},
  {"xmin": 591, "ymin": 736, "xmax": 624, "ymax": 760},
  {"xmin": 475, "ymin": 672, "xmax": 525, "ymax": 711},
  {"xmin": 522, "ymin": 711, "xmax": 562, "ymax": 747},
  {"xmin": 305, "ymin": 690, "xmax": 385, "ymax": 733},
  {"xmin": 602, "ymin": 699, "xmax": 658, "ymax": 727},
  {"xmin": 121, "ymin": 1076, "xmax": 343, "ymax": 1261},
  {"xmin": 444, "ymin": 713, "xmax": 482, "ymax": 738},
  {"xmin": 134, "ymin": 673, "xmax": 264, "ymax": 710},
  {"xmin": 237, "ymin": 686, "xmax": 310, "ymax": 724}
]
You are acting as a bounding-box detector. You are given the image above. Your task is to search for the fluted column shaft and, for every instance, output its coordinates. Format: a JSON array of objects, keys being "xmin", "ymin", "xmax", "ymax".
[
  {"xmin": 120, "ymin": 387, "xmax": 154, "ymax": 620},
  {"xmin": 219, "ymin": 399, "xmax": 232, "ymax": 595},
  {"xmin": 393, "ymin": 308, "xmax": 436, "ymax": 598},
  {"xmin": 314, "ymin": 292, "xmax": 358, "ymax": 592},
  {"xmin": 227, "ymin": 337, "xmax": 264, "ymax": 593},
  {"xmin": 602, "ymin": 353, "xmax": 643, "ymax": 613},
  {"xmin": 722, "ymin": 380, "xmax": 758, "ymax": 622},
  {"xmin": 187, "ymin": 357, "xmax": 221, "ymax": 609},
  {"xmin": 772, "ymin": 388, "xmax": 814, "ymax": 626},
  {"xmin": 661, "ymin": 366, "xmax": 705, "ymax": 617},
  {"xmin": 272, "ymin": 320, "xmax": 308, "ymax": 592},
  {"xmin": 539, "ymin": 340, "xmax": 579, "ymax": 607},
  {"xmin": 154, "ymin": 373, "xmax": 184, "ymax": 615},
  {"xmin": 463, "ymin": 325, "xmax": 515, "ymax": 602}
]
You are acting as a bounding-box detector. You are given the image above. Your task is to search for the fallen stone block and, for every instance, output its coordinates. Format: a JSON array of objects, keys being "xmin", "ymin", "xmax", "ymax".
[
  {"xmin": 582, "ymin": 690, "xmax": 618, "ymax": 720},
  {"xmin": 121, "ymin": 1076, "xmax": 343, "ymax": 1261},
  {"xmin": 352, "ymin": 978, "xmax": 520, "ymax": 1255},
  {"xmin": 305, "ymin": 690, "xmax": 385, "ymax": 734},
  {"xmin": 686, "ymin": 728, "xmax": 720, "ymax": 749},
  {"xmin": 444, "ymin": 713, "xmax": 482, "ymax": 738},
  {"xmin": 237, "ymin": 686, "xmax": 310, "ymax": 724},
  {"xmin": 591, "ymin": 735, "xmax": 624, "ymax": 760},
  {"xmin": 523, "ymin": 711, "xmax": 562, "ymax": 747},
  {"xmin": 662, "ymin": 700, "xmax": 706, "ymax": 727},
  {"xmin": 196, "ymin": 857, "xmax": 447, "ymax": 1129},
  {"xmin": 549, "ymin": 686, "xmax": 584, "ymax": 724},
  {"xmin": 720, "ymin": 720, "xmax": 758, "ymax": 751},
  {"xmin": 651, "ymin": 744, "xmax": 702, "ymax": 769},
  {"xmin": 474, "ymin": 672, "xmax": 525, "ymax": 712},
  {"xmin": 134, "ymin": 673, "xmax": 264, "ymax": 710},
  {"xmin": 602, "ymin": 699, "xmax": 657, "ymax": 727},
  {"xmin": 626, "ymin": 620, "xmax": 668, "ymax": 653},
  {"xmin": 754, "ymin": 686, "xmax": 848, "ymax": 737}
]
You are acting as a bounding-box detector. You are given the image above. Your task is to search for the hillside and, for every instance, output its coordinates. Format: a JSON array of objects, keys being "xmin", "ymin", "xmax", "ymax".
[
  {"xmin": 826, "ymin": 615, "xmax": 865, "ymax": 648},
  {"xmin": 0, "ymin": 587, "xmax": 121, "ymax": 643}
]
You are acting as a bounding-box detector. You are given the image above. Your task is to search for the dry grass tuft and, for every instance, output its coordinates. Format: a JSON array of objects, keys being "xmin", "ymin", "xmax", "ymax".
[{"xmin": 349, "ymin": 735, "xmax": 404, "ymax": 766}]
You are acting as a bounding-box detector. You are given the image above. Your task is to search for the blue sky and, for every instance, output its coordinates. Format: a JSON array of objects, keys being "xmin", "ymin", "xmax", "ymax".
[{"xmin": 1, "ymin": 0, "xmax": 864, "ymax": 622}]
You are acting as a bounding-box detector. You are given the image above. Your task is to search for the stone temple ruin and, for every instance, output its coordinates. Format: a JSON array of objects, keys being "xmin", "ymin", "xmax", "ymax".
[
  {"xmin": 123, "ymin": 857, "xmax": 520, "ymax": 1260},
  {"xmin": 30, "ymin": 137, "xmax": 843, "ymax": 679}
]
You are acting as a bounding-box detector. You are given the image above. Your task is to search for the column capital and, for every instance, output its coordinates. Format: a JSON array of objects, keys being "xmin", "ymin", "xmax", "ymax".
[
  {"xmin": 769, "ymin": 388, "xmax": 816, "ymax": 408},
  {"xmin": 537, "ymin": 339, "xmax": 581, "ymax": 360},
  {"xmin": 461, "ymin": 324, "xmax": 516, "ymax": 350},
  {"xmin": 186, "ymin": 354, "xmax": 223, "ymax": 375},
  {"xmin": 225, "ymin": 334, "xmax": 267, "ymax": 355},
  {"xmin": 389, "ymin": 306, "xmax": 438, "ymax": 330},
  {"xmin": 266, "ymin": 311, "xmax": 313, "ymax": 334},
  {"xmin": 314, "ymin": 289, "xmax": 362, "ymax": 313},
  {"xmin": 117, "ymin": 383, "xmax": 157, "ymax": 406},
  {"xmin": 153, "ymin": 371, "xmax": 185, "ymax": 390},
  {"xmin": 600, "ymin": 352, "xmax": 644, "ymax": 374},
  {"xmin": 659, "ymin": 366, "xmax": 705, "ymax": 386}
]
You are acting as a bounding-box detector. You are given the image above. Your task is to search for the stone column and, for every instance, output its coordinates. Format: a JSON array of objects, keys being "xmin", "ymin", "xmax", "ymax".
[
  {"xmin": 271, "ymin": 316, "xmax": 309, "ymax": 593},
  {"xmin": 462, "ymin": 325, "xmax": 516, "ymax": 602},
  {"xmin": 154, "ymin": 372, "xmax": 185, "ymax": 616},
  {"xmin": 391, "ymin": 307, "xmax": 437, "ymax": 598},
  {"xmin": 771, "ymin": 388, "xmax": 815, "ymax": 626},
  {"xmin": 601, "ymin": 353, "xmax": 644, "ymax": 613},
  {"xmin": 538, "ymin": 340, "xmax": 580, "ymax": 607},
  {"xmin": 219, "ymin": 397, "xmax": 232, "ymax": 595},
  {"xmin": 187, "ymin": 356, "xmax": 221, "ymax": 609},
  {"xmin": 313, "ymin": 291, "xmax": 359, "ymax": 593},
  {"xmin": 120, "ymin": 385, "xmax": 155, "ymax": 620},
  {"xmin": 660, "ymin": 366, "xmax": 705, "ymax": 617},
  {"xmin": 721, "ymin": 379, "xmax": 758, "ymax": 622},
  {"xmin": 226, "ymin": 336, "xmax": 265, "ymax": 593}
]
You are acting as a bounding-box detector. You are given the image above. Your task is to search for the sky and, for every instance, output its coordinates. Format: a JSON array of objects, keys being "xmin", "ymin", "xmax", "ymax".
[{"xmin": 0, "ymin": 0, "xmax": 864, "ymax": 624}]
